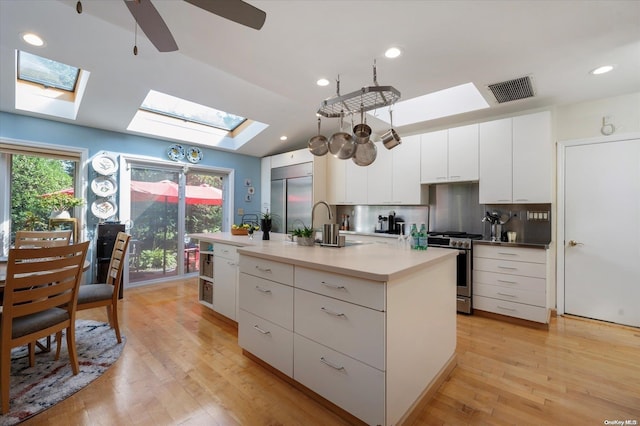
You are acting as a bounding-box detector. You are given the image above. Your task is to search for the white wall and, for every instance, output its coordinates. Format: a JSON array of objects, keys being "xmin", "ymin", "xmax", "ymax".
[{"xmin": 555, "ymin": 92, "xmax": 640, "ymax": 141}]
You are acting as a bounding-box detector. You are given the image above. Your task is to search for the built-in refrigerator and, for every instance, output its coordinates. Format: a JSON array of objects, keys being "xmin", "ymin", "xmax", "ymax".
[{"xmin": 270, "ymin": 162, "xmax": 313, "ymax": 233}]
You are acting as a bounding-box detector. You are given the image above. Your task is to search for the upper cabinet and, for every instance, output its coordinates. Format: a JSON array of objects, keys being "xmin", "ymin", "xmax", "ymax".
[
  {"xmin": 270, "ymin": 148, "xmax": 314, "ymax": 169},
  {"xmin": 479, "ymin": 111, "xmax": 552, "ymax": 204},
  {"xmin": 420, "ymin": 124, "xmax": 479, "ymax": 184},
  {"xmin": 327, "ymin": 136, "xmax": 426, "ymax": 205}
]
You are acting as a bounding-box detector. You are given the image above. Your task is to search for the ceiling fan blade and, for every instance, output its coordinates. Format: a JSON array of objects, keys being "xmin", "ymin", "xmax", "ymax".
[
  {"xmin": 124, "ymin": 0, "xmax": 178, "ymax": 52},
  {"xmin": 184, "ymin": 0, "xmax": 266, "ymax": 30}
]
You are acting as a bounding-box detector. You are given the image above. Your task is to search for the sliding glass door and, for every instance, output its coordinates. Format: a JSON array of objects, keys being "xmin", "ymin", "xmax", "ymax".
[{"xmin": 125, "ymin": 163, "xmax": 225, "ymax": 283}]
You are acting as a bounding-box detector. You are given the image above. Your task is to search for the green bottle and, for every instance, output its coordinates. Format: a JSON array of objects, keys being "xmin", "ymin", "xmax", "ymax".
[{"xmin": 419, "ymin": 224, "xmax": 428, "ymax": 250}]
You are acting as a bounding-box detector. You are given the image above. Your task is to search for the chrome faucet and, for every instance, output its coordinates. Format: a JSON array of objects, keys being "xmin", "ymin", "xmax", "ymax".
[{"xmin": 311, "ymin": 200, "xmax": 333, "ymax": 230}]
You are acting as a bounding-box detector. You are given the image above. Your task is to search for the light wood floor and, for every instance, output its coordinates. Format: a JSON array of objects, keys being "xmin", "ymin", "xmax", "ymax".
[{"xmin": 22, "ymin": 278, "xmax": 640, "ymax": 425}]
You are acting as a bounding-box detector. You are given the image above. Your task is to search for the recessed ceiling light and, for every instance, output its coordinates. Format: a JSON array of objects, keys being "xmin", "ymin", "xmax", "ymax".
[
  {"xmin": 316, "ymin": 78, "xmax": 330, "ymax": 87},
  {"xmin": 22, "ymin": 33, "xmax": 44, "ymax": 47},
  {"xmin": 280, "ymin": 136, "xmax": 287, "ymax": 141},
  {"xmin": 590, "ymin": 65, "xmax": 614, "ymax": 75},
  {"xmin": 384, "ymin": 47, "xmax": 402, "ymax": 59}
]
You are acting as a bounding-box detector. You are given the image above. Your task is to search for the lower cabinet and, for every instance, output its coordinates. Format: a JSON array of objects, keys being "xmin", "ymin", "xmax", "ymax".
[
  {"xmin": 473, "ymin": 244, "xmax": 550, "ymax": 323},
  {"xmin": 213, "ymin": 243, "xmax": 239, "ymax": 320},
  {"xmin": 293, "ymin": 334, "xmax": 385, "ymax": 426}
]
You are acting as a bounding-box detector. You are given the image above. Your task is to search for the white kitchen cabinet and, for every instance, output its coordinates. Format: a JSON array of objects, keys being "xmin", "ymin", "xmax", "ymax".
[
  {"xmin": 238, "ymin": 256, "xmax": 295, "ymax": 377},
  {"xmin": 391, "ymin": 135, "xmax": 424, "ymax": 204},
  {"xmin": 345, "ymin": 159, "xmax": 368, "ymax": 205},
  {"xmin": 472, "ymin": 244, "xmax": 550, "ymax": 324},
  {"xmin": 478, "ymin": 111, "xmax": 552, "ymax": 204},
  {"xmin": 479, "ymin": 118, "xmax": 512, "ymax": 203},
  {"xmin": 421, "ymin": 125, "xmax": 478, "ymax": 184},
  {"xmin": 366, "ymin": 141, "xmax": 393, "ymax": 204},
  {"xmin": 270, "ymin": 148, "xmax": 313, "ymax": 169},
  {"xmin": 512, "ymin": 111, "xmax": 552, "ymax": 203},
  {"xmin": 213, "ymin": 243, "xmax": 239, "ymax": 320},
  {"xmin": 326, "ymin": 155, "xmax": 347, "ymax": 204}
]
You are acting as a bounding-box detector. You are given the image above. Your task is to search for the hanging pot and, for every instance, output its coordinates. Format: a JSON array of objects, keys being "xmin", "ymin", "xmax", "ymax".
[
  {"xmin": 308, "ymin": 118, "xmax": 328, "ymax": 156},
  {"xmin": 329, "ymin": 113, "xmax": 356, "ymax": 159},
  {"xmin": 353, "ymin": 105, "xmax": 371, "ymax": 144},
  {"xmin": 352, "ymin": 140, "xmax": 377, "ymax": 166},
  {"xmin": 381, "ymin": 109, "xmax": 402, "ymax": 150}
]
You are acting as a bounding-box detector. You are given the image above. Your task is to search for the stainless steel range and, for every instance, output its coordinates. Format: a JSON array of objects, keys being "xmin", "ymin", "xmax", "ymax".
[{"xmin": 428, "ymin": 231, "xmax": 483, "ymax": 314}]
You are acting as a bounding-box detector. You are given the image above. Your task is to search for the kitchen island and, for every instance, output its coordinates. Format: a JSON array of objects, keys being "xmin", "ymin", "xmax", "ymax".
[{"xmin": 191, "ymin": 232, "xmax": 458, "ymax": 425}]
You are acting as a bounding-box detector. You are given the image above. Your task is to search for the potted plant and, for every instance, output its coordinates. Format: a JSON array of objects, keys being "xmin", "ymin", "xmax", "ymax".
[
  {"xmin": 292, "ymin": 225, "xmax": 315, "ymax": 246},
  {"xmin": 40, "ymin": 192, "xmax": 85, "ymax": 218},
  {"xmin": 261, "ymin": 209, "xmax": 272, "ymax": 240}
]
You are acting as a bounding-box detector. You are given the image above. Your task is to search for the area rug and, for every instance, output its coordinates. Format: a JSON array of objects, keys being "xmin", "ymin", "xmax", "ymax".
[{"xmin": 0, "ymin": 320, "xmax": 125, "ymax": 425}]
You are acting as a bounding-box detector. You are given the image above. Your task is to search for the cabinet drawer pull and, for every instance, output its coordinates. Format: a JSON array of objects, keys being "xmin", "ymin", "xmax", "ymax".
[
  {"xmin": 497, "ymin": 266, "xmax": 518, "ymax": 270},
  {"xmin": 321, "ymin": 281, "xmax": 346, "ymax": 290},
  {"xmin": 320, "ymin": 356, "xmax": 345, "ymax": 371},
  {"xmin": 321, "ymin": 307, "xmax": 345, "ymax": 317},
  {"xmin": 227, "ymin": 261, "xmax": 236, "ymax": 266},
  {"xmin": 497, "ymin": 252, "xmax": 517, "ymax": 256},
  {"xmin": 255, "ymin": 265, "xmax": 272, "ymax": 273},
  {"xmin": 497, "ymin": 279, "xmax": 518, "ymax": 284},
  {"xmin": 449, "ymin": 175, "xmax": 461, "ymax": 179},
  {"xmin": 255, "ymin": 285, "xmax": 272, "ymax": 294},
  {"xmin": 497, "ymin": 199, "xmax": 511, "ymax": 202},
  {"xmin": 497, "ymin": 305, "xmax": 517, "ymax": 312},
  {"xmin": 497, "ymin": 292, "xmax": 517, "ymax": 298},
  {"xmin": 253, "ymin": 325, "xmax": 271, "ymax": 334}
]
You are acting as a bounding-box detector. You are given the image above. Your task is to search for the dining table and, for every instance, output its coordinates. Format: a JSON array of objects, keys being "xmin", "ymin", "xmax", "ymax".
[{"xmin": 0, "ymin": 258, "xmax": 92, "ymax": 288}]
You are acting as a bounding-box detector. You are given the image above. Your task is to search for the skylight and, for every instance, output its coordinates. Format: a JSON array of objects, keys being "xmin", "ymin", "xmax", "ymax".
[
  {"xmin": 17, "ymin": 50, "xmax": 79, "ymax": 92},
  {"xmin": 140, "ymin": 90, "xmax": 246, "ymax": 132},
  {"xmin": 128, "ymin": 90, "xmax": 268, "ymax": 151},
  {"xmin": 369, "ymin": 82, "xmax": 490, "ymax": 126},
  {"xmin": 14, "ymin": 50, "xmax": 89, "ymax": 120}
]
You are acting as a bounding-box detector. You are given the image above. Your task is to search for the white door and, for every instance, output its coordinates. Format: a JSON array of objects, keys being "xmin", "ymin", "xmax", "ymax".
[{"xmin": 564, "ymin": 137, "xmax": 640, "ymax": 327}]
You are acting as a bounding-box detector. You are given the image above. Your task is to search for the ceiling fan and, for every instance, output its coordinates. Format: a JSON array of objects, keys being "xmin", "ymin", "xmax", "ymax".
[{"xmin": 76, "ymin": 0, "xmax": 266, "ymax": 53}]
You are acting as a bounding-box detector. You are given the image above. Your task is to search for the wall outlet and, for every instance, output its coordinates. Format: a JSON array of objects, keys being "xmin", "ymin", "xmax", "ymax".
[{"xmin": 237, "ymin": 208, "xmax": 244, "ymax": 215}]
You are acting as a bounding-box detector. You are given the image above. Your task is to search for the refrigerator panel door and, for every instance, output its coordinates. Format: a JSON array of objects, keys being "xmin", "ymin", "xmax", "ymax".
[
  {"xmin": 270, "ymin": 180, "xmax": 286, "ymax": 233},
  {"xmin": 287, "ymin": 176, "xmax": 313, "ymax": 232}
]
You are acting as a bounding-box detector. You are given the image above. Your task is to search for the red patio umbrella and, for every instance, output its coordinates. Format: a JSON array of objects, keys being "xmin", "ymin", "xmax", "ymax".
[{"xmin": 130, "ymin": 180, "xmax": 222, "ymax": 205}]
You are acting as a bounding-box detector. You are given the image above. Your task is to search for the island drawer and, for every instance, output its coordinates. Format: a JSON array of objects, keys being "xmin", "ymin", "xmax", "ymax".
[
  {"xmin": 294, "ymin": 334, "xmax": 384, "ymax": 426},
  {"xmin": 239, "ymin": 309, "xmax": 293, "ymax": 377},
  {"xmin": 473, "ymin": 270, "xmax": 545, "ymax": 293},
  {"xmin": 474, "ymin": 245, "xmax": 546, "ymax": 263},
  {"xmin": 473, "ymin": 257, "xmax": 546, "ymax": 279},
  {"xmin": 239, "ymin": 255, "xmax": 294, "ymax": 286},
  {"xmin": 294, "ymin": 289, "xmax": 385, "ymax": 371},
  {"xmin": 473, "ymin": 295, "xmax": 549, "ymax": 323},
  {"xmin": 473, "ymin": 283, "xmax": 546, "ymax": 307},
  {"xmin": 294, "ymin": 267, "xmax": 385, "ymax": 311},
  {"xmin": 239, "ymin": 273, "xmax": 294, "ymax": 330},
  {"xmin": 214, "ymin": 243, "xmax": 238, "ymax": 261}
]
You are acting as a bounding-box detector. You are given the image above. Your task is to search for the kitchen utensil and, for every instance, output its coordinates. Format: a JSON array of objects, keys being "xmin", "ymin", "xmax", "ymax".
[
  {"xmin": 381, "ymin": 109, "xmax": 401, "ymax": 149},
  {"xmin": 308, "ymin": 117, "xmax": 329, "ymax": 156},
  {"xmin": 353, "ymin": 105, "xmax": 372, "ymax": 144},
  {"xmin": 352, "ymin": 140, "xmax": 377, "ymax": 166},
  {"xmin": 329, "ymin": 113, "xmax": 356, "ymax": 159},
  {"xmin": 322, "ymin": 223, "xmax": 338, "ymax": 245}
]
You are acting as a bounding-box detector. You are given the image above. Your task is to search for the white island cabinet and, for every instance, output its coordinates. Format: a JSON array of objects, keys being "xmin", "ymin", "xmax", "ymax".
[{"xmin": 236, "ymin": 240, "xmax": 458, "ymax": 426}]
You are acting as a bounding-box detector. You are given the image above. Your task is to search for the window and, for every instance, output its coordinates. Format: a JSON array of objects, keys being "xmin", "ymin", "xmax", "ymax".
[
  {"xmin": 140, "ymin": 90, "xmax": 246, "ymax": 131},
  {"xmin": 17, "ymin": 50, "xmax": 80, "ymax": 92},
  {"xmin": 0, "ymin": 142, "xmax": 82, "ymax": 258}
]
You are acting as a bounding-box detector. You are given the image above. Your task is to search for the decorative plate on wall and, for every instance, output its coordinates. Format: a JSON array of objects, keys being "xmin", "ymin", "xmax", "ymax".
[
  {"xmin": 91, "ymin": 176, "xmax": 118, "ymax": 197},
  {"xmin": 187, "ymin": 146, "xmax": 203, "ymax": 163},
  {"xmin": 91, "ymin": 153, "xmax": 118, "ymax": 175},
  {"xmin": 91, "ymin": 199, "xmax": 118, "ymax": 219},
  {"xmin": 167, "ymin": 144, "xmax": 185, "ymax": 161}
]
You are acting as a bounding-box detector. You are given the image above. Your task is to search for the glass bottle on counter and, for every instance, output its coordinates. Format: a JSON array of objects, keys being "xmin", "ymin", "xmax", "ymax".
[
  {"xmin": 419, "ymin": 223, "xmax": 428, "ymax": 250},
  {"xmin": 410, "ymin": 223, "xmax": 418, "ymax": 249}
]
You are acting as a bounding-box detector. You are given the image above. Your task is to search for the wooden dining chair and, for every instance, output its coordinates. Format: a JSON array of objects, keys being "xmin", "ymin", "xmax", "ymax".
[
  {"xmin": 15, "ymin": 229, "xmax": 73, "ymax": 354},
  {"xmin": 0, "ymin": 241, "xmax": 89, "ymax": 414},
  {"xmin": 15, "ymin": 230, "xmax": 72, "ymax": 248},
  {"xmin": 73, "ymin": 232, "xmax": 130, "ymax": 344}
]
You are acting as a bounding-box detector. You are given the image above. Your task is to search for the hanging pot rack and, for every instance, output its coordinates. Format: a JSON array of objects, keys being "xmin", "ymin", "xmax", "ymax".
[{"xmin": 316, "ymin": 62, "xmax": 401, "ymax": 118}]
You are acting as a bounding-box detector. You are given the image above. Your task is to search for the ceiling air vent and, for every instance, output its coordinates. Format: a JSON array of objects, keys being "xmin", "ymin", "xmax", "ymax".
[{"xmin": 487, "ymin": 75, "xmax": 535, "ymax": 103}]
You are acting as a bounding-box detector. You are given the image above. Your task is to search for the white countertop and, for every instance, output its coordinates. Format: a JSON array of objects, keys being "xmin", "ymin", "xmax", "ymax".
[{"xmin": 191, "ymin": 232, "xmax": 457, "ymax": 282}]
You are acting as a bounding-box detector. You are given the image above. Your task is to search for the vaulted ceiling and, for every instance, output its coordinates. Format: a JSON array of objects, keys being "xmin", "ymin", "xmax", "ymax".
[{"xmin": 1, "ymin": 0, "xmax": 639, "ymax": 157}]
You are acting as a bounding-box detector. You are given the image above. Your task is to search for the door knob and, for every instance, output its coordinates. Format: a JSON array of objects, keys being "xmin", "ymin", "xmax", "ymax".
[{"xmin": 568, "ymin": 240, "xmax": 583, "ymax": 247}]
